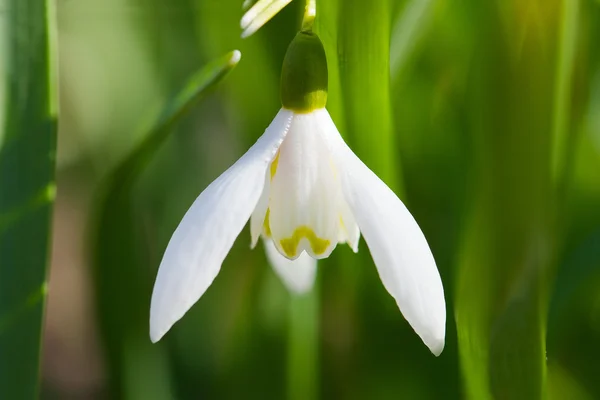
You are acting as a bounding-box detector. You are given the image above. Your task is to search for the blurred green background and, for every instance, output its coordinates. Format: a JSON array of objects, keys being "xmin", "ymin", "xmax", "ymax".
[{"xmin": 2, "ymin": 0, "xmax": 600, "ymax": 398}]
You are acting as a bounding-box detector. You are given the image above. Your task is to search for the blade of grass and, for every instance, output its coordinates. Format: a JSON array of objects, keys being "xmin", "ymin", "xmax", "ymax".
[
  {"xmin": 548, "ymin": 229, "xmax": 600, "ymax": 344},
  {"xmin": 196, "ymin": 0, "xmax": 282, "ymax": 148},
  {"xmin": 545, "ymin": 230, "xmax": 600, "ymax": 398},
  {"xmin": 552, "ymin": 0, "xmax": 580, "ymax": 191},
  {"xmin": 92, "ymin": 51, "xmax": 240, "ymax": 399},
  {"xmin": 455, "ymin": 2, "xmax": 559, "ymax": 398},
  {"xmin": 109, "ymin": 51, "xmax": 242, "ymax": 188},
  {"xmin": 287, "ymin": 280, "xmax": 319, "ymax": 400},
  {"xmin": 390, "ymin": 0, "xmax": 437, "ymax": 81},
  {"xmin": 314, "ymin": 0, "xmax": 345, "ymax": 134},
  {"xmin": 339, "ymin": 0, "xmax": 401, "ymax": 192},
  {"xmin": 0, "ymin": 0, "xmax": 58, "ymax": 398}
]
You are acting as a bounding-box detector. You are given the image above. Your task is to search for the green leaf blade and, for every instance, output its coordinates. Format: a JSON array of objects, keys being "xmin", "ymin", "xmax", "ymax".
[
  {"xmin": 455, "ymin": 2, "xmax": 562, "ymax": 398},
  {"xmin": 92, "ymin": 51, "xmax": 240, "ymax": 399},
  {"xmin": 118, "ymin": 50, "xmax": 242, "ymax": 186},
  {"xmin": 338, "ymin": 0, "xmax": 401, "ymax": 192},
  {"xmin": 0, "ymin": 0, "xmax": 58, "ymax": 398}
]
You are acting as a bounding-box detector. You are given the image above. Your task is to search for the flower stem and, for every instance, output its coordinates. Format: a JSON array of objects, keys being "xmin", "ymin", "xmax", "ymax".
[
  {"xmin": 287, "ymin": 279, "xmax": 319, "ymax": 400},
  {"xmin": 302, "ymin": 0, "xmax": 316, "ymax": 31}
]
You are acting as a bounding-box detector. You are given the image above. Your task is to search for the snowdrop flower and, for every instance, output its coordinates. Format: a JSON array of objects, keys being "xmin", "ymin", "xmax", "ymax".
[{"xmin": 150, "ymin": 31, "xmax": 446, "ymax": 356}]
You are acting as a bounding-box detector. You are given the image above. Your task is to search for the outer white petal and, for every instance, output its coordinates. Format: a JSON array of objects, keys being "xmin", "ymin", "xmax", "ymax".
[
  {"xmin": 318, "ymin": 109, "xmax": 446, "ymax": 356},
  {"xmin": 150, "ymin": 109, "xmax": 293, "ymax": 343},
  {"xmin": 264, "ymin": 240, "xmax": 317, "ymax": 294}
]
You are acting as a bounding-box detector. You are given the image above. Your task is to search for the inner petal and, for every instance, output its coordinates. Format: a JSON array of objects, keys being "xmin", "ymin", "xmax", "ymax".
[
  {"xmin": 280, "ymin": 225, "xmax": 331, "ymax": 258},
  {"xmin": 337, "ymin": 198, "xmax": 360, "ymax": 252},
  {"xmin": 250, "ymin": 170, "xmax": 271, "ymax": 247},
  {"xmin": 268, "ymin": 113, "xmax": 341, "ymax": 260}
]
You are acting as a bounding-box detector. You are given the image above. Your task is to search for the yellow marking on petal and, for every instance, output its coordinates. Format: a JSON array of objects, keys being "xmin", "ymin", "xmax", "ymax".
[
  {"xmin": 280, "ymin": 226, "xmax": 330, "ymax": 257},
  {"xmin": 270, "ymin": 151, "xmax": 280, "ymax": 181},
  {"xmin": 263, "ymin": 209, "xmax": 272, "ymax": 237}
]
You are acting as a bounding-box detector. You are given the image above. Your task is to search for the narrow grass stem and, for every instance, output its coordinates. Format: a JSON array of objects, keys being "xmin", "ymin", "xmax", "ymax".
[
  {"xmin": 287, "ymin": 280, "xmax": 319, "ymax": 400},
  {"xmin": 551, "ymin": 0, "xmax": 579, "ymax": 190}
]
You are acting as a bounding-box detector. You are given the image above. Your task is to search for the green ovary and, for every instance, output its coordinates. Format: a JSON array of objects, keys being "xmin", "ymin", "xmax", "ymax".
[
  {"xmin": 279, "ymin": 226, "xmax": 331, "ymax": 258},
  {"xmin": 280, "ymin": 31, "xmax": 328, "ymax": 113}
]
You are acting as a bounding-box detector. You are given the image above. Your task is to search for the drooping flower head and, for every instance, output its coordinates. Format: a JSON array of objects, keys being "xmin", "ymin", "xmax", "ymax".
[{"xmin": 150, "ymin": 31, "xmax": 446, "ymax": 356}]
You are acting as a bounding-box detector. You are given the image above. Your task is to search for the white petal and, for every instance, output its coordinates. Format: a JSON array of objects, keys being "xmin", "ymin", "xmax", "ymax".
[
  {"xmin": 268, "ymin": 111, "xmax": 341, "ymax": 260},
  {"xmin": 318, "ymin": 109, "xmax": 446, "ymax": 356},
  {"xmin": 264, "ymin": 240, "xmax": 316, "ymax": 294},
  {"xmin": 150, "ymin": 109, "xmax": 294, "ymax": 342}
]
